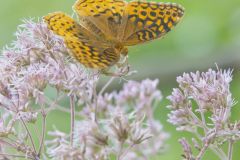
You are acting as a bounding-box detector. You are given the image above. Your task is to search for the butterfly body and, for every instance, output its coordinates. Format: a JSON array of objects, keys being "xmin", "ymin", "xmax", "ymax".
[{"xmin": 44, "ymin": 0, "xmax": 184, "ymax": 70}]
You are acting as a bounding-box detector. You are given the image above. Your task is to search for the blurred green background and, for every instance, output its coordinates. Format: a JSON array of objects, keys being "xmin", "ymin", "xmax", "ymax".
[{"xmin": 1, "ymin": 0, "xmax": 240, "ymax": 159}]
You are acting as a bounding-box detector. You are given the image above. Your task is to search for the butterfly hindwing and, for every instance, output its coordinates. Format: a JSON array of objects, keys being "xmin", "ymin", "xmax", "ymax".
[
  {"xmin": 121, "ymin": 1, "xmax": 184, "ymax": 46},
  {"xmin": 44, "ymin": 12, "xmax": 95, "ymax": 42},
  {"xmin": 65, "ymin": 37, "xmax": 120, "ymax": 69}
]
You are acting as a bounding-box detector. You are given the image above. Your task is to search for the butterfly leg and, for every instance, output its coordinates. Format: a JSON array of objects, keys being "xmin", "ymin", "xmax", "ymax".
[
  {"xmin": 101, "ymin": 66, "xmax": 129, "ymax": 77},
  {"xmin": 101, "ymin": 69, "xmax": 126, "ymax": 77},
  {"xmin": 116, "ymin": 55, "xmax": 128, "ymax": 67},
  {"xmin": 116, "ymin": 55, "xmax": 130, "ymax": 75},
  {"xmin": 100, "ymin": 62, "xmax": 129, "ymax": 77}
]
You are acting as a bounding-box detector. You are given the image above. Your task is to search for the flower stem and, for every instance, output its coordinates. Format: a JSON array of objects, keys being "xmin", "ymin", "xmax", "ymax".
[
  {"xmin": 119, "ymin": 143, "xmax": 135, "ymax": 160},
  {"xmin": 117, "ymin": 141, "xmax": 124, "ymax": 160},
  {"xmin": 70, "ymin": 95, "xmax": 75, "ymax": 147},
  {"xmin": 95, "ymin": 77, "xmax": 115, "ymax": 123},
  {"xmin": 227, "ymin": 140, "xmax": 234, "ymax": 160},
  {"xmin": 38, "ymin": 106, "xmax": 47, "ymax": 157},
  {"xmin": 99, "ymin": 77, "xmax": 115, "ymax": 96},
  {"xmin": 196, "ymin": 142, "xmax": 209, "ymax": 160},
  {"xmin": 20, "ymin": 118, "xmax": 37, "ymax": 154},
  {"xmin": 210, "ymin": 146, "xmax": 228, "ymax": 160}
]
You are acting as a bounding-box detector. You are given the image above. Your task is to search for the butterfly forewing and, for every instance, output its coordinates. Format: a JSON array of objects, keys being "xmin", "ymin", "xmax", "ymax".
[
  {"xmin": 121, "ymin": 1, "xmax": 184, "ymax": 46},
  {"xmin": 73, "ymin": 0, "xmax": 126, "ymax": 41},
  {"xmin": 44, "ymin": 12, "xmax": 97, "ymax": 43},
  {"xmin": 44, "ymin": 12, "xmax": 120, "ymax": 69}
]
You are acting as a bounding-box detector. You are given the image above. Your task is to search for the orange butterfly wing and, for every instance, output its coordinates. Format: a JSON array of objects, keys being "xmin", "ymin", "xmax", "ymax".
[
  {"xmin": 44, "ymin": 1, "xmax": 185, "ymax": 70},
  {"xmin": 73, "ymin": 0, "xmax": 127, "ymax": 41},
  {"xmin": 44, "ymin": 12, "xmax": 120, "ymax": 69},
  {"xmin": 121, "ymin": 1, "xmax": 184, "ymax": 46}
]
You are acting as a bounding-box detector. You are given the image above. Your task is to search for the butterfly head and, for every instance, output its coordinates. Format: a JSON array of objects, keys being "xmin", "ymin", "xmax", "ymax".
[
  {"xmin": 114, "ymin": 43, "xmax": 128, "ymax": 56},
  {"xmin": 120, "ymin": 47, "xmax": 128, "ymax": 56}
]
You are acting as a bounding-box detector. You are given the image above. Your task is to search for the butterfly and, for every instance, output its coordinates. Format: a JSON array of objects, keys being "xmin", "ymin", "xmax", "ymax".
[{"xmin": 44, "ymin": 0, "xmax": 184, "ymax": 76}]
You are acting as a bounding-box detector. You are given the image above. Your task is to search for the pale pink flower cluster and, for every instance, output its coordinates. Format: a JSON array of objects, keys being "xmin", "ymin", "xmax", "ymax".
[
  {"xmin": 46, "ymin": 79, "xmax": 169, "ymax": 160},
  {"xmin": 0, "ymin": 20, "xmax": 168, "ymax": 160},
  {"xmin": 168, "ymin": 69, "xmax": 240, "ymax": 160},
  {"xmin": 1, "ymin": 16, "xmax": 240, "ymax": 160}
]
